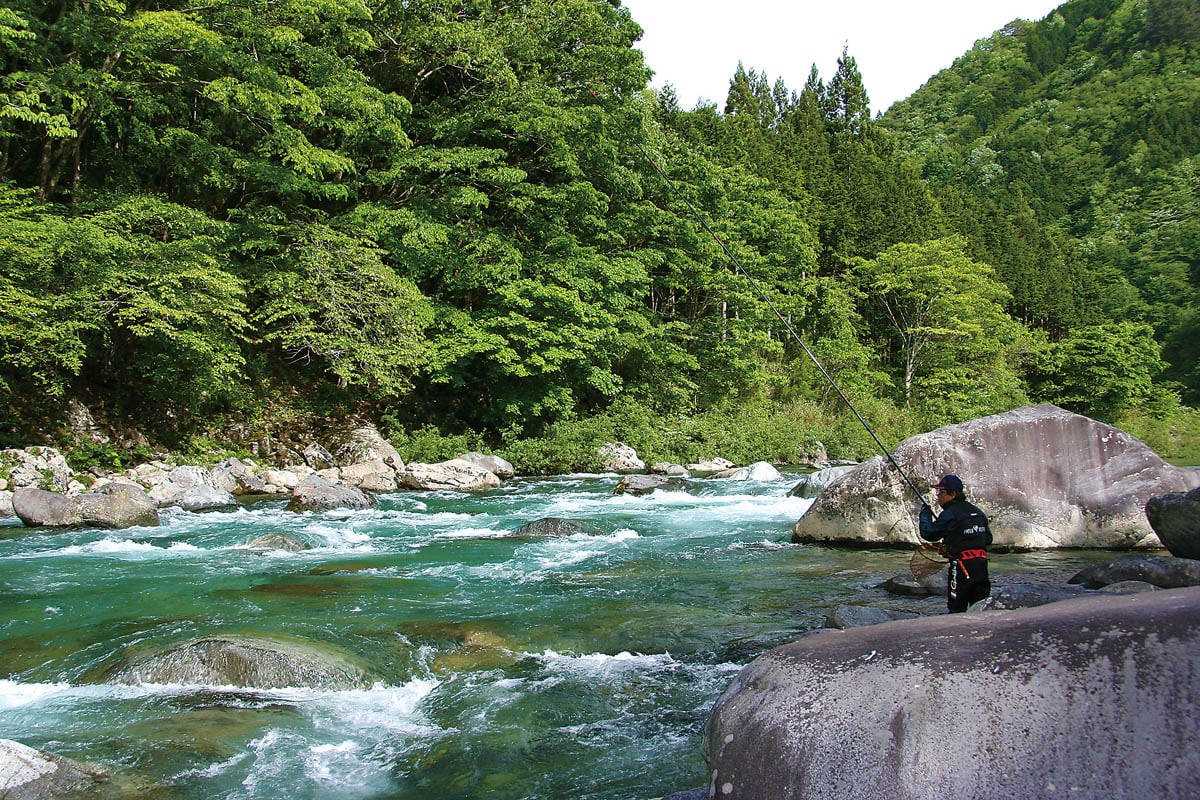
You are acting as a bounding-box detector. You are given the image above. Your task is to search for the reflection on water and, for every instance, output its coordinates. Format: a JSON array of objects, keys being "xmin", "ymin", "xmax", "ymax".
[{"xmin": 0, "ymin": 475, "xmax": 1122, "ymax": 799}]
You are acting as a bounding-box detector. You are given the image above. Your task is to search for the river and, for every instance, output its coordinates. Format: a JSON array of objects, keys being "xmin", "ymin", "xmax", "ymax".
[{"xmin": 0, "ymin": 474, "xmax": 1118, "ymax": 799}]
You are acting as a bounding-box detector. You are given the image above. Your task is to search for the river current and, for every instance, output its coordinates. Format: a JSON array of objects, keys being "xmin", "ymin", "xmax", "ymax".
[{"xmin": 0, "ymin": 474, "xmax": 1117, "ymax": 799}]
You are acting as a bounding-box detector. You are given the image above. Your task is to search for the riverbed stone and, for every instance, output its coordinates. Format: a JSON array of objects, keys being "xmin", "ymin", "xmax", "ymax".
[
  {"xmin": 286, "ymin": 475, "xmax": 377, "ymax": 512},
  {"xmin": 0, "ymin": 447, "xmax": 75, "ymax": 493},
  {"xmin": 512, "ymin": 517, "xmax": 587, "ymax": 538},
  {"xmin": 332, "ymin": 425, "xmax": 404, "ymax": 471},
  {"xmin": 245, "ymin": 533, "xmax": 313, "ymax": 553},
  {"xmin": 12, "ymin": 482, "xmax": 158, "ymax": 529},
  {"xmin": 598, "ymin": 442, "xmax": 645, "ymax": 472},
  {"xmin": 340, "ymin": 458, "xmax": 398, "ymax": 493},
  {"xmin": 108, "ymin": 635, "xmax": 372, "ymax": 690},
  {"xmin": 614, "ymin": 474, "xmax": 688, "ymax": 496},
  {"xmin": 457, "ymin": 452, "xmax": 514, "ymax": 480},
  {"xmin": 989, "ymin": 581, "xmax": 1089, "ymax": 609},
  {"xmin": 713, "ymin": 461, "xmax": 783, "ymax": 481},
  {"xmin": 210, "ymin": 458, "xmax": 268, "ymax": 495},
  {"xmin": 1067, "ymin": 553, "xmax": 1200, "ymax": 589},
  {"xmin": 398, "ymin": 459, "xmax": 501, "ymax": 491},
  {"xmin": 791, "ymin": 404, "xmax": 1200, "ymax": 550},
  {"xmin": 0, "ymin": 738, "xmax": 107, "ymax": 800},
  {"xmin": 1145, "ymin": 485, "xmax": 1200, "ymax": 559},
  {"xmin": 704, "ymin": 587, "xmax": 1200, "ymax": 800}
]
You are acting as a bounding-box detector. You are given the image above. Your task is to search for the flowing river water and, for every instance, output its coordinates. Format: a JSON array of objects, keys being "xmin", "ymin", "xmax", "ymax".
[{"xmin": 0, "ymin": 474, "xmax": 1121, "ymax": 799}]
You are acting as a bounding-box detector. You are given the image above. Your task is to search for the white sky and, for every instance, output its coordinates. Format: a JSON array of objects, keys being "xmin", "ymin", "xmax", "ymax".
[{"xmin": 621, "ymin": 1, "xmax": 1066, "ymax": 113}]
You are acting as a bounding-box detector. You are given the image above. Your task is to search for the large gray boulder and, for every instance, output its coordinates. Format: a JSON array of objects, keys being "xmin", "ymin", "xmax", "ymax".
[
  {"xmin": 108, "ymin": 635, "xmax": 372, "ymax": 690},
  {"xmin": 398, "ymin": 459, "xmax": 501, "ymax": 491},
  {"xmin": 332, "ymin": 425, "xmax": 404, "ymax": 471},
  {"xmin": 339, "ymin": 458, "xmax": 398, "ymax": 493},
  {"xmin": 1146, "ymin": 485, "xmax": 1200, "ymax": 559},
  {"xmin": 0, "ymin": 739, "xmax": 106, "ymax": 800},
  {"xmin": 13, "ymin": 483, "xmax": 159, "ymax": 529},
  {"xmin": 457, "ymin": 452, "xmax": 514, "ymax": 480},
  {"xmin": 792, "ymin": 405, "xmax": 1199, "ymax": 550},
  {"xmin": 704, "ymin": 587, "xmax": 1200, "ymax": 800},
  {"xmin": 286, "ymin": 475, "xmax": 377, "ymax": 512},
  {"xmin": 598, "ymin": 442, "xmax": 645, "ymax": 472}
]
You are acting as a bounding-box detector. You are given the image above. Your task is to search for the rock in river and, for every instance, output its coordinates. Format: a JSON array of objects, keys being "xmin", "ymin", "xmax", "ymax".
[
  {"xmin": 704, "ymin": 587, "xmax": 1200, "ymax": 800},
  {"xmin": 108, "ymin": 635, "xmax": 372, "ymax": 690},
  {"xmin": 792, "ymin": 404, "xmax": 1199, "ymax": 550}
]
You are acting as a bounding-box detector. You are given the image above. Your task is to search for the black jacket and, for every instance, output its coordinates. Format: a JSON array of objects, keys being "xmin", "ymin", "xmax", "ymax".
[{"xmin": 919, "ymin": 496, "xmax": 992, "ymax": 556}]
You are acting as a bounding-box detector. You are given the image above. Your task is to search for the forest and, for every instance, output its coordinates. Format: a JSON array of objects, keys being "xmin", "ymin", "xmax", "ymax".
[{"xmin": 1, "ymin": 0, "xmax": 1197, "ymax": 471}]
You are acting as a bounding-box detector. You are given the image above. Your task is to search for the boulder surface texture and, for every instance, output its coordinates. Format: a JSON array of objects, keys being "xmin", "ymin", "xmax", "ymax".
[
  {"xmin": 1146, "ymin": 485, "xmax": 1200, "ymax": 559},
  {"xmin": 108, "ymin": 635, "xmax": 371, "ymax": 690},
  {"xmin": 0, "ymin": 739, "xmax": 106, "ymax": 800},
  {"xmin": 792, "ymin": 404, "xmax": 1199, "ymax": 549},
  {"xmin": 705, "ymin": 587, "xmax": 1200, "ymax": 800}
]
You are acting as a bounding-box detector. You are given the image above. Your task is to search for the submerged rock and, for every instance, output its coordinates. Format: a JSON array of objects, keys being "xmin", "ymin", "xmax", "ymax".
[
  {"xmin": 705, "ymin": 587, "xmax": 1200, "ymax": 800},
  {"xmin": 1067, "ymin": 553, "xmax": 1200, "ymax": 589},
  {"xmin": 245, "ymin": 533, "xmax": 312, "ymax": 553},
  {"xmin": 512, "ymin": 517, "xmax": 588, "ymax": 538},
  {"xmin": 108, "ymin": 635, "xmax": 372, "ymax": 690},
  {"xmin": 792, "ymin": 404, "xmax": 1200, "ymax": 550}
]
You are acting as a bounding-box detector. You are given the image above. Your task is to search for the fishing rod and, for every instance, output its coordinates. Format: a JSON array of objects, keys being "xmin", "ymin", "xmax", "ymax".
[{"xmin": 588, "ymin": 90, "xmax": 927, "ymax": 505}]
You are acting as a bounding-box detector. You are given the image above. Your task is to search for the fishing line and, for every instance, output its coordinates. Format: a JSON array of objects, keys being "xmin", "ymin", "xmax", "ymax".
[{"xmin": 588, "ymin": 90, "xmax": 926, "ymax": 503}]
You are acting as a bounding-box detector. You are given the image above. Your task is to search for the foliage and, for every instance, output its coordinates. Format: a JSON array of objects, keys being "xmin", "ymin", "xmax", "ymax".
[{"xmin": 0, "ymin": 0, "xmax": 1194, "ymax": 462}]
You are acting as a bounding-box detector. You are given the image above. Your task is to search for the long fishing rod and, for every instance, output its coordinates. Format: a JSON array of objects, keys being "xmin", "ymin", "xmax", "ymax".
[{"xmin": 589, "ymin": 90, "xmax": 926, "ymax": 504}]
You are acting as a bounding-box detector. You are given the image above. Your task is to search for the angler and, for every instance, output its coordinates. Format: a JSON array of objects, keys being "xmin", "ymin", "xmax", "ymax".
[{"xmin": 919, "ymin": 474, "xmax": 993, "ymax": 612}]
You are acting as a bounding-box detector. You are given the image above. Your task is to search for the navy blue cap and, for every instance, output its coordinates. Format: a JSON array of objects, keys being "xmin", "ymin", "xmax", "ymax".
[{"xmin": 933, "ymin": 474, "xmax": 963, "ymax": 493}]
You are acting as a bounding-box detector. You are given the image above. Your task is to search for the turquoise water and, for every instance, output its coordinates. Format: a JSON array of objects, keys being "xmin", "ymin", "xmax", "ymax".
[{"xmin": 0, "ymin": 475, "xmax": 1116, "ymax": 799}]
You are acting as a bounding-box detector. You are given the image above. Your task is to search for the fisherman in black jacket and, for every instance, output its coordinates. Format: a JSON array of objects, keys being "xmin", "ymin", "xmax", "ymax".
[{"xmin": 919, "ymin": 474, "xmax": 992, "ymax": 613}]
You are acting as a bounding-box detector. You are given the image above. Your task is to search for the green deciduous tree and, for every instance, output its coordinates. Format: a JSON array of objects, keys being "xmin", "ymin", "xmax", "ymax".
[{"xmin": 853, "ymin": 237, "xmax": 1029, "ymax": 424}]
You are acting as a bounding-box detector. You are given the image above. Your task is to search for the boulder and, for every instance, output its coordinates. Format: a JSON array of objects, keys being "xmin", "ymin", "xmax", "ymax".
[
  {"xmin": 457, "ymin": 452, "xmax": 514, "ymax": 480},
  {"xmin": 302, "ymin": 442, "xmax": 336, "ymax": 470},
  {"xmin": 108, "ymin": 635, "xmax": 371, "ymax": 690},
  {"xmin": 286, "ymin": 475, "xmax": 377, "ymax": 513},
  {"xmin": 598, "ymin": 442, "xmax": 645, "ymax": 472},
  {"xmin": 76, "ymin": 482, "xmax": 160, "ymax": 528},
  {"xmin": 174, "ymin": 484, "xmax": 238, "ymax": 512},
  {"xmin": 512, "ymin": 517, "xmax": 587, "ymax": 538},
  {"xmin": 13, "ymin": 483, "xmax": 158, "ymax": 529},
  {"xmin": 340, "ymin": 458, "xmax": 398, "ymax": 493},
  {"xmin": 0, "ymin": 738, "xmax": 107, "ymax": 800},
  {"xmin": 704, "ymin": 587, "xmax": 1200, "ymax": 800},
  {"xmin": 0, "ymin": 447, "xmax": 75, "ymax": 493},
  {"xmin": 614, "ymin": 474, "xmax": 688, "ymax": 496},
  {"xmin": 1145, "ymin": 485, "xmax": 1200, "ymax": 559},
  {"xmin": 210, "ymin": 458, "xmax": 268, "ymax": 495},
  {"xmin": 714, "ymin": 461, "xmax": 783, "ymax": 481},
  {"xmin": 650, "ymin": 462, "xmax": 691, "ymax": 477},
  {"xmin": 789, "ymin": 465, "xmax": 856, "ymax": 499},
  {"xmin": 245, "ymin": 533, "xmax": 312, "ymax": 553},
  {"xmin": 12, "ymin": 488, "xmax": 83, "ymax": 527},
  {"xmin": 0, "ymin": 490, "xmax": 12, "ymax": 518},
  {"xmin": 332, "ymin": 426, "xmax": 404, "ymax": 471},
  {"xmin": 398, "ymin": 459, "xmax": 501, "ymax": 491},
  {"xmin": 1067, "ymin": 553, "xmax": 1200, "ymax": 589},
  {"xmin": 686, "ymin": 457, "xmax": 735, "ymax": 474},
  {"xmin": 989, "ymin": 581, "xmax": 1089, "ymax": 609},
  {"xmin": 792, "ymin": 405, "xmax": 1199, "ymax": 550}
]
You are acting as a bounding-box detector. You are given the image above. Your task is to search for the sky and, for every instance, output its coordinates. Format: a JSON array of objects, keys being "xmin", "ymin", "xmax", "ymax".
[{"xmin": 620, "ymin": 1, "xmax": 1066, "ymax": 113}]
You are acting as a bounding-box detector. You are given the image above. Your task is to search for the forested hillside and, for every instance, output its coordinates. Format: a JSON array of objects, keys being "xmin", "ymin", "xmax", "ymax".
[{"xmin": 0, "ymin": 0, "xmax": 1196, "ymax": 470}]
